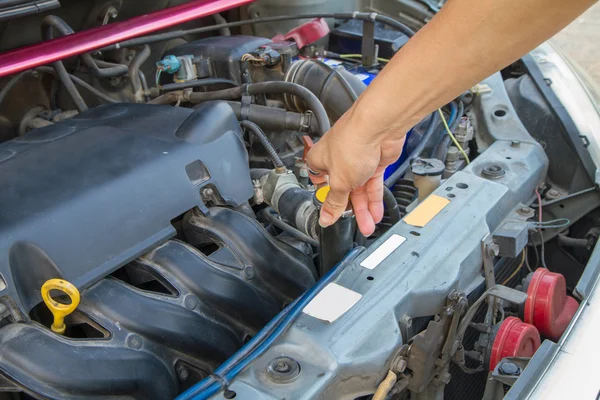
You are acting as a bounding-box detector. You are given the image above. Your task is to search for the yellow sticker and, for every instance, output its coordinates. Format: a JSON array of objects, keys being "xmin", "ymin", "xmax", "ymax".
[{"xmin": 404, "ymin": 194, "xmax": 450, "ymax": 227}]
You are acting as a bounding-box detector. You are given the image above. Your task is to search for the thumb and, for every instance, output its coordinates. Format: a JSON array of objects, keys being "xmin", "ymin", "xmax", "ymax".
[{"xmin": 320, "ymin": 185, "xmax": 350, "ymax": 228}]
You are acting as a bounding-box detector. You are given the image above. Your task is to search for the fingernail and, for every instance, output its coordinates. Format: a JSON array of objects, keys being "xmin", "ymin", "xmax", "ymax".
[{"xmin": 319, "ymin": 211, "xmax": 333, "ymax": 228}]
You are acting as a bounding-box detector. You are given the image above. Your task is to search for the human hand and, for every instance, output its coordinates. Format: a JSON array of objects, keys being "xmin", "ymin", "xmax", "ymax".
[{"xmin": 306, "ymin": 108, "xmax": 407, "ymax": 237}]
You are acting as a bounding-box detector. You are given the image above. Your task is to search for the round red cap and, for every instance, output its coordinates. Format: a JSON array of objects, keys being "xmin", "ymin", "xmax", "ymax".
[
  {"xmin": 489, "ymin": 316, "xmax": 541, "ymax": 371},
  {"xmin": 524, "ymin": 268, "xmax": 579, "ymax": 341}
]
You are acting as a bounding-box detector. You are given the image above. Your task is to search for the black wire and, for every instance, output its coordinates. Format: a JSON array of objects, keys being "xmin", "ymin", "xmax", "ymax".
[
  {"xmin": 538, "ymin": 228, "xmax": 549, "ymax": 269},
  {"xmin": 102, "ymin": 12, "xmax": 415, "ymax": 51},
  {"xmin": 240, "ymin": 120, "xmax": 284, "ymax": 169},
  {"xmin": 532, "ymin": 187, "xmax": 597, "ymax": 207},
  {"xmin": 41, "ymin": 16, "xmax": 88, "ymax": 111},
  {"xmin": 35, "ymin": 67, "xmax": 118, "ymax": 104},
  {"xmin": 161, "ymin": 78, "xmax": 240, "ymax": 92},
  {"xmin": 259, "ymin": 208, "xmax": 319, "ymax": 247}
]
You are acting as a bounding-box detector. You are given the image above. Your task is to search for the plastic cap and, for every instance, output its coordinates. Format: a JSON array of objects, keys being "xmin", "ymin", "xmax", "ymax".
[
  {"xmin": 315, "ymin": 185, "xmax": 330, "ymax": 204},
  {"xmin": 411, "ymin": 158, "xmax": 445, "ymax": 176}
]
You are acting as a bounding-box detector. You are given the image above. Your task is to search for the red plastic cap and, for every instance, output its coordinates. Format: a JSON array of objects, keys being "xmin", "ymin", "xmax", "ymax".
[
  {"xmin": 272, "ymin": 18, "xmax": 330, "ymax": 49},
  {"xmin": 524, "ymin": 269, "xmax": 579, "ymax": 341},
  {"xmin": 489, "ymin": 317, "xmax": 541, "ymax": 371}
]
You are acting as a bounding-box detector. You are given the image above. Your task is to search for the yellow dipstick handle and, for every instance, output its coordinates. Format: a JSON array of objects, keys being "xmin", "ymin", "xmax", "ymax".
[{"xmin": 41, "ymin": 279, "xmax": 80, "ymax": 335}]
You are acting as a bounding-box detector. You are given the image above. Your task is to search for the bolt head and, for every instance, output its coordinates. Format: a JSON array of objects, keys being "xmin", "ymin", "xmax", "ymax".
[
  {"xmin": 275, "ymin": 362, "xmax": 290, "ymax": 373},
  {"xmin": 266, "ymin": 357, "xmax": 300, "ymax": 382},
  {"xmin": 395, "ymin": 359, "xmax": 407, "ymax": 373},
  {"xmin": 511, "ymin": 140, "xmax": 521, "ymax": 148},
  {"xmin": 177, "ymin": 366, "xmax": 189, "ymax": 381},
  {"xmin": 498, "ymin": 361, "xmax": 521, "ymax": 376}
]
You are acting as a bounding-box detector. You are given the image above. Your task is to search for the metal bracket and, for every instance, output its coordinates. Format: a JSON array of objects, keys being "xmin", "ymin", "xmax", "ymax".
[
  {"xmin": 361, "ymin": 18, "xmax": 377, "ymax": 68},
  {"xmin": 482, "ymin": 235, "xmax": 498, "ymax": 325}
]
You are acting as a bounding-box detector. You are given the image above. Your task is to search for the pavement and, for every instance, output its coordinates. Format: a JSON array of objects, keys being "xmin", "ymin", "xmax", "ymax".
[{"xmin": 550, "ymin": 3, "xmax": 600, "ymax": 86}]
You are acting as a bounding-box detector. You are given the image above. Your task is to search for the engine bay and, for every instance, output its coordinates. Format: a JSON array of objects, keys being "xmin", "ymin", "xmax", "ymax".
[{"xmin": 0, "ymin": 1, "xmax": 598, "ymax": 399}]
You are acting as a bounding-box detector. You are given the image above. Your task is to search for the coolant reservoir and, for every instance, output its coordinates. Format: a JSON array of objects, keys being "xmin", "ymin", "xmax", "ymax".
[
  {"xmin": 411, "ymin": 158, "xmax": 445, "ymax": 202},
  {"xmin": 244, "ymin": 0, "xmax": 361, "ymax": 38}
]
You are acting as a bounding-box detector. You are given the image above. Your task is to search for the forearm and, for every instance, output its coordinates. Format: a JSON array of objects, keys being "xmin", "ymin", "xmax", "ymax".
[{"xmin": 351, "ymin": 0, "xmax": 596, "ymax": 139}]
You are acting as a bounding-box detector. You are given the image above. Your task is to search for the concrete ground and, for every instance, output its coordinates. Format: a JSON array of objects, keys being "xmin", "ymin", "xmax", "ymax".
[{"xmin": 551, "ymin": 3, "xmax": 600, "ymax": 86}]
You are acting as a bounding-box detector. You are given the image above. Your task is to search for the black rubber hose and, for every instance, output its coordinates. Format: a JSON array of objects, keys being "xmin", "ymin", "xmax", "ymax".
[
  {"xmin": 138, "ymin": 70, "xmax": 151, "ymax": 102},
  {"xmin": 383, "ymin": 186, "xmax": 401, "ymax": 224},
  {"xmin": 224, "ymin": 101, "xmax": 320, "ymax": 135},
  {"xmin": 129, "ymin": 45, "xmax": 151, "ymax": 102},
  {"xmin": 557, "ymin": 235, "xmax": 589, "ymax": 249},
  {"xmin": 259, "ymin": 208, "xmax": 319, "ymax": 247},
  {"xmin": 0, "ymin": 70, "xmax": 29, "ymax": 106},
  {"xmin": 240, "ymin": 120, "xmax": 284, "ymax": 169},
  {"xmin": 102, "ymin": 12, "xmax": 415, "ymax": 51},
  {"xmin": 162, "ymin": 78, "xmax": 240, "ymax": 91},
  {"xmin": 41, "ymin": 16, "xmax": 87, "ymax": 111},
  {"xmin": 34, "ymin": 66, "xmax": 118, "ymax": 104},
  {"xmin": 384, "ymin": 112, "xmax": 440, "ymax": 187},
  {"xmin": 185, "ymin": 81, "xmax": 330, "ymax": 135},
  {"xmin": 246, "ymin": 81, "xmax": 330, "ymax": 134},
  {"xmin": 42, "ymin": 16, "xmax": 128, "ymax": 78}
]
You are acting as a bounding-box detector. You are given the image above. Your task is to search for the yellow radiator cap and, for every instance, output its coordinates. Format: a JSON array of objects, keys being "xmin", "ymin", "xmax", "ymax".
[
  {"xmin": 41, "ymin": 279, "xmax": 80, "ymax": 335},
  {"xmin": 315, "ymin": 185, "xmax": 330, "ymax": 204}
]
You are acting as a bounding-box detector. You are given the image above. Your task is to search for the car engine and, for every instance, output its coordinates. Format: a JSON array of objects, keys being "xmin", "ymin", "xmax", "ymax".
[{"xmin": 0, "ymin": 1, "xmax": 598, "ymax": 399}]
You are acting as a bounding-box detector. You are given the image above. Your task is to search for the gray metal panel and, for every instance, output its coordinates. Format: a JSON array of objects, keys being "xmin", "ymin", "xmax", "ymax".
[
  {"xmin": 224, "ymin": 146, "xmax": 547, "ymax": 399},
  {"xmin": 216, "ymin": 72, "xmax": 549, "ymax": 399}
]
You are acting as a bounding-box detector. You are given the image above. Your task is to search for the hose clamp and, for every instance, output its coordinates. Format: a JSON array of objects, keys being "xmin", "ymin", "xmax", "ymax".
[{"xmin": 240, "ymin": 95, "xmax": 252, "ymax": 121}]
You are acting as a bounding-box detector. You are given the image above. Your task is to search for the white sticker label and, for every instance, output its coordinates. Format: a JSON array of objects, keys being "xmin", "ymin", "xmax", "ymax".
[
  {"xmin": 360, "ymin": 234, "xmax": 407, "ymax": 270},
  {"xmin": 322, "ymin": 58, "xmax": 343, "ymax": 66},
  {"xmin": 355, "ymin": 73, "xmax": 371, "ymax": 81},
  {"xmin": 302, "ymin": 283, "xmax": 362, "ymax": 323}
]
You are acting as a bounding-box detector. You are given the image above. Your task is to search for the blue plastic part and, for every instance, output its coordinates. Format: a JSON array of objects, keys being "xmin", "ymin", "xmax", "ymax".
[
  {"xmin": 156, "ymin": 55, "xmax": 181, "ymax": 74},
  {"xmin": 317, "ymin": 58, "xmax": 409, "ymax": 181},
  {"xmin": 176, "ymin": 248, "xmax": 365, "ymax": 400}
]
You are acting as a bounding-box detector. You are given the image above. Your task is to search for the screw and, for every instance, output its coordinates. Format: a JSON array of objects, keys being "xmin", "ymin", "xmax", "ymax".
[
  {"xmin": 498, "ymin": 361, "xmax": 521, "ymax": 376},
  {"xmin": 482, "ymin": 164, "xmax": 506, "ymax": 180},
  {"xmin": 243, "ymin": 266, "xmax": 255, "ymax": 280},
  {"xmin": 400, "ymin": 314, "xmax": 412, "ymax": 328},
  {"xmin": 266, "ymin": 357, "xmax": 300, "ymax": 382},
  {"xmin": 394, "ymin": 358, "xmax": 407, "ymax": 373},
  {"xmin": 518, "ymin": 206, "xmax": 531, "ymax": 215},
  {"xmin": 511, "ymin": 140, "xmax": 521, "ymax": 148},
  {"xmin": 126, "ymin": 334, "xmax": 142, "ymax": 349},
  {"xmin": 177, "ymin": 365, "xmax": 189, "ymax": 381},
  {"xmin": 184, "ymin": 295, "xmax": 199, "ymax": 310},
  {"xmin": 487, "ymin": 243, "xmax": 500, "ymax": 257},
  {"xmin": 547, "ymin": 189, "xmax": 560, "ymax": 199},
  {"xmin": 440, "ymin": 371, "xmax": 452, "ymax": 384},
  {"xmin": 202, "ymin": 187, "xmax": 214, "ymax": 198},
  {"xmin": 275, "ymin": 361, "xmax": 290, "ymax": 373}
]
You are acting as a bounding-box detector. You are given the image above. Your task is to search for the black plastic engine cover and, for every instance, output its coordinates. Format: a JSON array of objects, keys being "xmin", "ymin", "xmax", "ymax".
[
  {"xmin": 0, "ymin": 102, "xmax": 253, "ymax": 314},
  {"xmin": 166, "ymin": 35, "xmax": 272, "ymax": 83}
]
